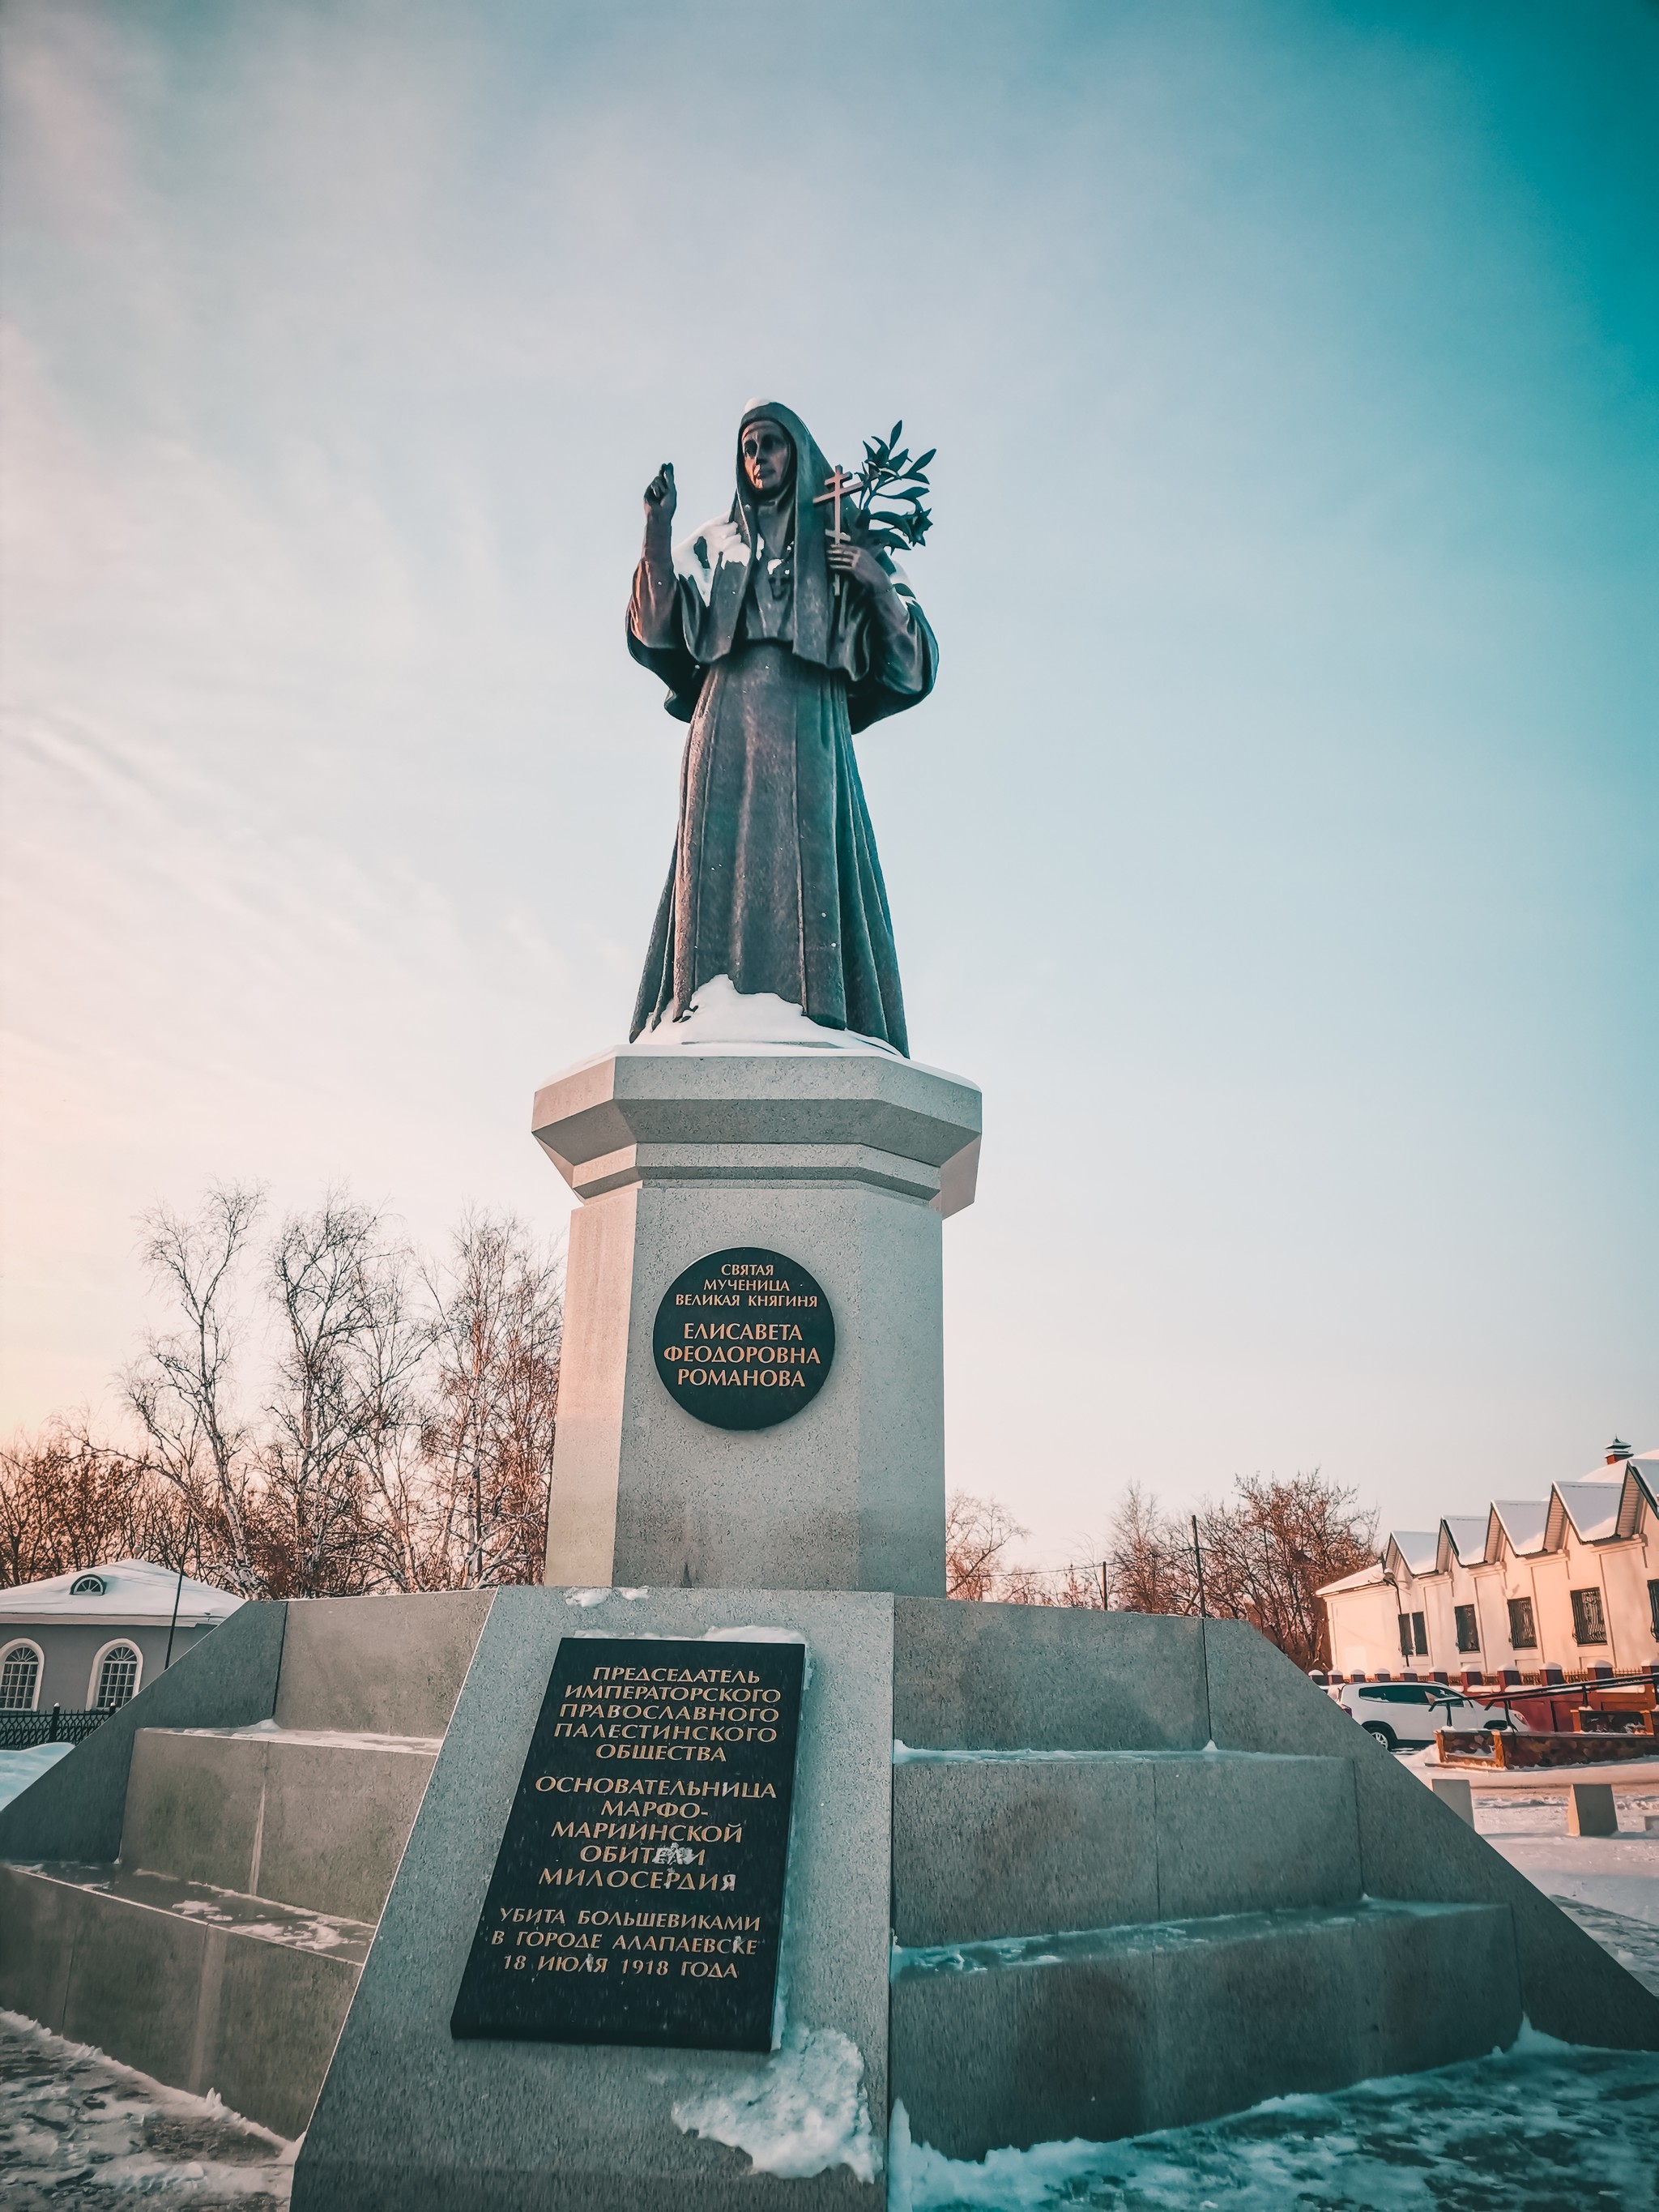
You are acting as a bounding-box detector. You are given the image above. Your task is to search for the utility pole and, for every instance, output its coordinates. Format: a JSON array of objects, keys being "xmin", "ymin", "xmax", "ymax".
[
  {"xmin": 164, "ymin": 1520, "xmax": 194, "ymax": 1669},
  {"xmin": 1191, "ymin": 1514, "xmax": 1207, "ymax": 1619}
]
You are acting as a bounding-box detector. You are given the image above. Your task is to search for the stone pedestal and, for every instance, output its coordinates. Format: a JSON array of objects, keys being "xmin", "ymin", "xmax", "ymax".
[
  {"xmin": 533, "ymin": 1045, "xmax": 981, "ymax": 1597},
  {"xmin": 292, "ymin": 1586, "xmax": 896, "ymax": 2212}
]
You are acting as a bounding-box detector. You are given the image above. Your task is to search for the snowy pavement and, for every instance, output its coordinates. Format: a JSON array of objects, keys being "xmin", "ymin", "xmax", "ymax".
[
  {"xmin": 0, "ymin": 1741, "xmax": 74, "ymax": 1813},
  {"xmin": 0, "ymin": 2012, "xmax": 296, "ymax": 2208},
  {"xmin": 1474, "ymin": 1783, "xmax": 1659, "ymax": 1997},
  {"xmin": 1396, "ymin": 1753, "xmax": 1659, "ymax": 1999},
  {"xmin": 5, "ymin": 2007, "xmax": 1657, "ymax": 2212},
  {"xmin": 890, "ymin": 2027, "xmax": 1659, "ymax": 2208}
]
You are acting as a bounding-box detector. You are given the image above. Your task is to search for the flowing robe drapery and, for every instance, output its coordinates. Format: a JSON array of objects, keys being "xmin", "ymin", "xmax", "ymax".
[{"xmin": 626, "ymin": 401, "xmax": 936, "ymax": 1055}]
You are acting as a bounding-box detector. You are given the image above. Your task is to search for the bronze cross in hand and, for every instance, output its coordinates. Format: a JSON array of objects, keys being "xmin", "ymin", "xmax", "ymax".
[
  {"xmin": 813, "ymin": 464, "xmax": 856, "ymax": 544},
  {"xmin": 814, "ymin": 465, "xmax": 857, "ymax": 604}
]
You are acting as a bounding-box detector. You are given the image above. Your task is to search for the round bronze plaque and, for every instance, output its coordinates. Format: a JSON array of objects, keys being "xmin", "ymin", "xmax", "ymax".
[{"xmin": 652, "ymin": 1246, "xmax": 835, "ymax": 1431}]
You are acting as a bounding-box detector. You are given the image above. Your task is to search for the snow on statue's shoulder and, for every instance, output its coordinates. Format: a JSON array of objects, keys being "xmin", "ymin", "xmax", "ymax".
[{"xmin": 674, "ymin": 517, "xmax": 746, "ymax": 604}]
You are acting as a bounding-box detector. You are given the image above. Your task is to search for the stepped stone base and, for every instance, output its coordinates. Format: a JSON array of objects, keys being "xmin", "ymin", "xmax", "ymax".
[
  {"xmin": 0, "ymin": 1588, "xmax": 1654, "ymax": 2191},
  {"xmin": 0, "ymin": 1860, "xmax": 369, "ymax": 2139},
  {"xmin": 0, "ymin": 1592, "xmax": 489, "ymax": 2137},
  {"xmin": 892, "ymin": 1749, "xmax": 1363, "ymax": 1943},
  {"xmin": 892, "ymin": 1897, "xmax": 1519, "ymax": 2156}
]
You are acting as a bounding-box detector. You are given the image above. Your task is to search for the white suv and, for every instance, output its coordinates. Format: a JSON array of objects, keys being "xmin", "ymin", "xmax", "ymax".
[{"xmin": 1329, "ymin": 1680, "xmax": 1522, "ymax": 1753}]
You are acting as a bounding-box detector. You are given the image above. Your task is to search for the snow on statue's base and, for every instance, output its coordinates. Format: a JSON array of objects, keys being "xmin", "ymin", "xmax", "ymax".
[
  {"xmin": 674, "ymin": 2021, "xmax": 881, "ymax": 2184},
  {"xmin": 624, "ymin": 973, "xmax": 905, "ymax": 1057}
]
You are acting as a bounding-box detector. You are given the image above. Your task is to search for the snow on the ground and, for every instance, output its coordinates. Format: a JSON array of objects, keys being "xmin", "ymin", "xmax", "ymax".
[
  {"xmin": 1394, "ymin": 1750, "xmax": 1659, "ymax": 1994},
  {"xmin": 1474, "ymin": 1783, "xmax": 1659, "ymax": 1998},
  {"xmin": 0, "ymin": 1741, "xmax": 73, "ymax": 1813},
  {"xmin": 4, "ymin": 2005, "xmax": 1658, "ymax": 2211},
  {"xmin": 890, "ymin": 2027, "xmax": 1659, "ymax": 2210},
  {"xmin": 0, "ymin": 2010, "xmax": 296, "ymax": 2209}
]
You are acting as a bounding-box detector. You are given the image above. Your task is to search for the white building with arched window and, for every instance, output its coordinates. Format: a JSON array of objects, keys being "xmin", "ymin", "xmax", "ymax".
[{"xmin": 0, "ymin": 1561, "xmax": 241, "ymax": 1715}]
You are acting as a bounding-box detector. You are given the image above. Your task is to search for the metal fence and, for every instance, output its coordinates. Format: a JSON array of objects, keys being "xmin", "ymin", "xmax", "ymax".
[{"xmin": 0, "ymin": 1705, "xmax": 111, "ymax": 1751}]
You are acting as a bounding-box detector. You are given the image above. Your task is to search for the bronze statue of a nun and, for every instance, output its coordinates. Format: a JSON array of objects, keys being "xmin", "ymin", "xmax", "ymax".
[{"xmin": 627, "ymin": 400, "xmax": 937, "ymax": 1056}]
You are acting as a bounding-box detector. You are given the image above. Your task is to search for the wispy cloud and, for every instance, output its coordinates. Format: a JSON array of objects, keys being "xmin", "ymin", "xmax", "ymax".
[{"xmin": 3, "ymin": 0, "xmax": 1654, "ymax": 1526}]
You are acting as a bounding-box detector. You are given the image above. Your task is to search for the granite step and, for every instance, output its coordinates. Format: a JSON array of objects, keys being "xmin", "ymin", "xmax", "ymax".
[
  {"xmin": 892, "ymin": 1747, "xmax": 1361, "ymax": 1948},
  {"xmin": 122, "ymin": 1723, "xmax": 441, "ymax": 1924},
  {"xmin": 0, "ymin": 1857, "xmax": 373, "ymax": 2137},
  {"xmin": 271, "ymin": 1592, "xmax": 493, "ymax": 1738},
  {"xmin": 0, "ymin": 1594, "xmax": 491, "ymax": 2140},
  {"xmin": 889, "ymin": 1894, "xmax": 1522, "ymax": 2158}
]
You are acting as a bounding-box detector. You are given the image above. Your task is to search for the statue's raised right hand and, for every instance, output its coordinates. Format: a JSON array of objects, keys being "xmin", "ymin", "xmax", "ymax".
[{"xmin": 644, "ymin": 462, "xmax": 676, "ymax": 521}]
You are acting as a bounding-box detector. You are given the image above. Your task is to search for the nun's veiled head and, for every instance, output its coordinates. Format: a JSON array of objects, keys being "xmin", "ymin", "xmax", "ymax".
[{"xmin": 739, "ymin": 415, "xmax": 795, "ymax": 498}]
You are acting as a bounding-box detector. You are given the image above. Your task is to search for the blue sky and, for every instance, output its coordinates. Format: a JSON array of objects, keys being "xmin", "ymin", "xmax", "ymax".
[{"xmin": 2, "ymin": 0, "xmax": 1654, "ymax": 1564}]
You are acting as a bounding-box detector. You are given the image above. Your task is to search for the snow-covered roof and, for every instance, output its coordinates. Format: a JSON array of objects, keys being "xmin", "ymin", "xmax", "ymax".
[
  {"xmin": 0, "ymin": 1559, "xmax": 244, "ymax": 1629},
  {"xmin": 1550, "ymin": 1483, "xmax": 1623, "ymax": 1544},
  {"xmin": 1438, "ymin": 1517, "xmax": 1489, "ymax": 1569},
  {"xmin": 1316, "ymin": 1560, "xmax": 1386, "ymax": 1598},
  {"xmin": 1487, "ymin": 1501, "xmax": 1550, "ymax": 1557},
  {"xmin": 1546, "ymin": 1471, "xmax": 1646, "ymax": 1548},
  {"xmin": 1317, "ymin": 1453, "xmax": 1659, "ymax": 1621},
  {"xmin": 1577, "ymin": 1441, "xmax": 1658, "ymax": 1482},
  {"xmin": 1383, "ymin": 1531, "xmax": 1439, "ymax": 1579}
]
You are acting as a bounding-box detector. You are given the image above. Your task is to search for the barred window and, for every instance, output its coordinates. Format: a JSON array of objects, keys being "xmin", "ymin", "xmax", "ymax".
[
  {"xmin": 1410, "ymin": 1612, "xmax": 1428, "ymax": 1657},
  {"xmin": 1507, "ymin": 1596, "xmax": 1537, "ymax": 1649},
  {"xmin": 0, "ymin": 1643, "xmax": 42, "ymax": 1712},
  {"xmin": 1455, "ymin": 1604, "xmax": 1479, "ymax": 1655},
  {"xmin": 1397, "ymin": 1614, "xmax": 1413, "ymax": 1658},
  {"xmin": 1569, "ymin": 1587, "xmax": 1608, "ymax": 1647},
  {"xmin": 93, "ymin": 1644, "xmax": 140, "ymax": 1709}
]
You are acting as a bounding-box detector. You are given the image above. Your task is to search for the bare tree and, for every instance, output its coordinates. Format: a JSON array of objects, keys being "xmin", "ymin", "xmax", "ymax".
[
  {"xmin": 261, "ymin": 1194, "xmax": 432, "ymax": 1597},
  {"xmin": 11, "ymin": 1183, "xmax": 569, "ymax": 1600},
  {"xmin": 124, "ymin": 1185, "xmax": 266, "ymax": 1595},
  {"xmin": 1090, "ymin": 1471, "xmax": 1376, "ymax": 1666},
  {"xmin": 424, "ymin": 1214, "xmax": 562, "ymax": 1587},
  {"xmin": 0, "ymin": 1422, "xmax": 187, "ymax": 1585},
  {"xmin": 352, "ymin": 1241, "xmax": 444, "ymax": 1593},
  {"xmin": 945, "ymin": 1490, "xmax": 1028, "ymax": 1599},
  {"xmin": 1107, "ymin": 1483, "xmax": 1199, "ymax": 1616},
  {"xmin": 1196, "ymin": 1472, "xmax": 1375, "ymax": 1670},
  {"xmin": 946, "ymin": 1472, "xmax": 1373, "ymax": 1662}
]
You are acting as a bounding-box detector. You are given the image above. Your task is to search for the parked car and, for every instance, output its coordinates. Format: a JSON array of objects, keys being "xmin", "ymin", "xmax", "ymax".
[{"xmin": 1328, "ymin": 1681, "xmax": 1525, "ymax": 1753}]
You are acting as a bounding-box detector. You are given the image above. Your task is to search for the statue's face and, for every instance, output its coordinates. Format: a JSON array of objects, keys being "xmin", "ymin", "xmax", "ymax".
[{"xmin": 741, "ymin": 419, "xmax": 794, "ymax": 497}]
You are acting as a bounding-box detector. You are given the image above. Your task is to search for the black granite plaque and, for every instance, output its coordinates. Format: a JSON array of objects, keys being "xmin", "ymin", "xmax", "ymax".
[
  {"xmin": 652, "ymin": 1245, "xmax": 835, "ymax": 1430},
  {"xmin": 450, "ymin": 1636, "xmax": 805, "ymax": 2051}
]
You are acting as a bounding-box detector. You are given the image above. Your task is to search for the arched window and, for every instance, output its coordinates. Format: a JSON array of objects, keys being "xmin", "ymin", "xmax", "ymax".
[
  {"xmin": 70, "ymin": 1573, "xmax": 106, "ymax": 1596},
  {"xmin": 1, "ymin": 1640, "xmax": 43, "ymax": 1712},
  {"xmin": 90, "ymin": 1642, "xmax": 142, "ymax": 1710}
]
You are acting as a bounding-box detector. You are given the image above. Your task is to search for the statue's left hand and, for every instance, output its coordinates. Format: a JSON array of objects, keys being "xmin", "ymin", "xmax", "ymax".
[
  {"xmin": 825, "ymin": 540, "xmax": 892, "ymax": 596},
  {"xmin": 644, "ymin": 462, "xmax": 676, "ymax": 521}
]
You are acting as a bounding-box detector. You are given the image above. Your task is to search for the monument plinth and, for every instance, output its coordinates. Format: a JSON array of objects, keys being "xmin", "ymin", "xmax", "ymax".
[{"xmin": 535, "ymin": 1042, "xmax": 981, "ymax": 1597}]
